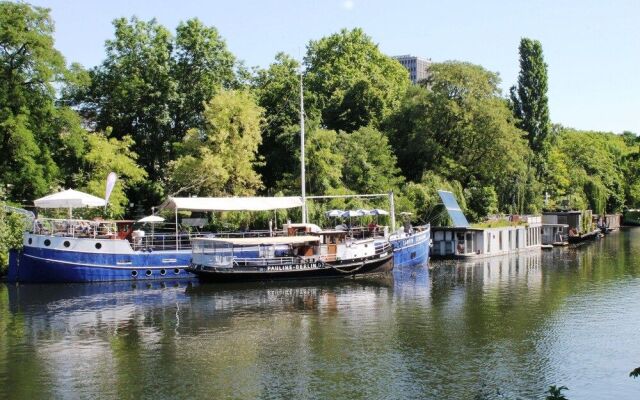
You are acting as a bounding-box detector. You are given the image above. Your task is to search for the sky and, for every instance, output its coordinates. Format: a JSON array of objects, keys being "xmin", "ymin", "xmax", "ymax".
[{"xmin": 29, "ymin": 0, "xmax": 640, "ymax": 134}]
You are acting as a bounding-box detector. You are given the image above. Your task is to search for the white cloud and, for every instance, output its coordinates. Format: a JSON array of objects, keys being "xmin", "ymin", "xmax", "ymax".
[{"xmin": 342, "ymin": 0, "xmax": 355, "ymax": 10}]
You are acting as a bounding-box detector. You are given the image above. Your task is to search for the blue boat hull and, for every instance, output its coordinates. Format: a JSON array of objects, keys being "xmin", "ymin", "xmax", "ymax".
[
  {"xmin": 8, "ymin": 247, "xmax": 194, "ymax": 283},
  {"xmin": 389, "ymin": 229, "xmax": 430, "ymax": 268}
]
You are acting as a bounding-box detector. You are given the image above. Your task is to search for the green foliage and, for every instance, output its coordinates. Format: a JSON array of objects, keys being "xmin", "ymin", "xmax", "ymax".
[
  {"xmin": 0, "ymin": 206, "xmax": 27, "ymax": 275},
  {"xmin": 302, "ymin": 128, "xmax": 344, "ymax": 195},
  {"xmin": 0, "ymin": 1, "xmax": 68, "ymax": 200},
  {"xmin": 545, "ymin": 385, "xmax": 569, "ymax": 400},
  {"xmin": 338, "ymin": 126, "xmax": 404, "ymax": 195},
  {"xmin": 548, "ymin": 128, "xmax": 630, "ymax": 213},
  {"xmin": 253, "ymin": 53, "xmax": 307, "ymax": 189},
  {"xmin": 172, "ymin": 18, "xmax": 237, "ymax": 134},
  {"xmin": 510, "ymin": 38, "xmax": 553, "ymax": 177},
  {"xmin": 67, "ymin": 16, "xmax": 239, "ymax": 210},
  {"xmin": 168, "ymin": 90, "xmax": 264, "ymax": 197},
  {"xmin": 79, "ymin": 131, "xmax": 147, "ymax": 217},
  {"xmin": 304, "ymin": 28, "xmax": 410, "ymax": 132},
  {"xmin": 385, "ymin": 62, "xmax": 536, "ymax": 215},
  {"xmin": 465, "ymin": 184, "xmax": 498, "ymax": 222}
]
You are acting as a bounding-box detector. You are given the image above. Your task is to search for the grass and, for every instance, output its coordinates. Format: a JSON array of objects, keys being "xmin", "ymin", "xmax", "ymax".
[{"xmin": 471, "ymin": 219, "xmax": 528, "ymax": 229}]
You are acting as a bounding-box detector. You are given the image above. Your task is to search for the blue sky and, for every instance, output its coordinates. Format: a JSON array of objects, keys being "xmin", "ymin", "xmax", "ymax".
[{"xmin": 30, "ymin": 0, "xmax": 640, "ymax": 133}]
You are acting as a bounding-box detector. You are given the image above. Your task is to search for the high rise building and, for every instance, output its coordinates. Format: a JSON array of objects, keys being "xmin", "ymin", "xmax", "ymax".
[{"xmin": 392, "ymin": 55, "xmax": 431, "ymax": 84}]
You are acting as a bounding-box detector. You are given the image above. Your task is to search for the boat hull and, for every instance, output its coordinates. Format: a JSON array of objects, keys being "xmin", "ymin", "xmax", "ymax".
[
  {"xmin": 8, "ymin": 247, "xmax": 194, "ymax": 283},
  {"xmin": 188, "ymin": 253, "xmax": 394, "ymax": 283},
  {"xmin": 389, "ymin": 228, "xmax": 430, "ymax": 268}
]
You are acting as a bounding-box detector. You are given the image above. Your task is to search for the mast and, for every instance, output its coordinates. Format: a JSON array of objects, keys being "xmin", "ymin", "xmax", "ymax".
[{"xmin": 300, "ymin": 72, "xmax": 307, "ymax": 223}]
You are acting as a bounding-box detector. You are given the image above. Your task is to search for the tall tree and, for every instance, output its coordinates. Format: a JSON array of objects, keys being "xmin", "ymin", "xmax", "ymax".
[
  {"xmin": 253, "ymin": 53, "xmax": 306, "ymax": 189},
  {"xmin": 172, "ymin": 18, "xmax": 237, "ymax": 136},
  {"xmin": 79, "ymin": 17, "xmax": 176, "ymax": 181},
  {"xmin": 0, "ymin": 2, "xmax": 66, "ymax": 200},
  {"xmin": 304, "ymin": 28, "xmax": 410, "ymax": 132},
  {"xmin": 385, "ymin": 62, "xmax": 537, "ymax": 214},
  {"xmin": 167, "ymin": 90, "xmax": 264, "ymax": 197},
  {"xmin": 338, "ymin": 126, "xmax": 404, "ymax": 195},
  {"xmin": 510, "ymin": 38, "xmax": 552, "ymax": 177}
]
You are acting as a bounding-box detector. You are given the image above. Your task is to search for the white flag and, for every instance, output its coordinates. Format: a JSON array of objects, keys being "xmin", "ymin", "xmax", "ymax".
[{"xmin": 104, "ymin": 172, "xmax": 117, "ymax": 205}]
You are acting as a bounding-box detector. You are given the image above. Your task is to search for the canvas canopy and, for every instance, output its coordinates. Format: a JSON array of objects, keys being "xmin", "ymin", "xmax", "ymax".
[
  {"xmin": 34, "ymin": 189, "xmax": 106, "ymax": 209},
  {"xmin": 159, "ymin": 196, "xmax": 304, "ymax": 211}
]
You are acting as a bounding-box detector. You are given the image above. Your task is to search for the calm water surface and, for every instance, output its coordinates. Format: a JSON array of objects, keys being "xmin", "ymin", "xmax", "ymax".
[{"xmin": 2, "ymin": 229, "xmax": 640, "ymax": 399}]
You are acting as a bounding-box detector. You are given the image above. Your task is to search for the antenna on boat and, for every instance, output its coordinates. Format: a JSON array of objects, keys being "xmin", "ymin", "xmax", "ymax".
[{"xmin": 300, "ymin": 70, "xmax": 307, "ymax": 223}]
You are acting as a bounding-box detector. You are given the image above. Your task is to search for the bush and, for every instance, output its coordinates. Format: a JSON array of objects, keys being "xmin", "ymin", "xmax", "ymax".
[{"xmin": 0, "ymin": 207, "xmax": 27, "ymax": 276}]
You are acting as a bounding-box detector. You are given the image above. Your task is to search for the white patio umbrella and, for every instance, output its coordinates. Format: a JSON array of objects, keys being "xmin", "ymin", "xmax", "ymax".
[
  {"xmin": 370, "ymin": 209, "xmax": 389, "ymax": 216},
  {"xmin": 370, "ymin": 208, "xmax": 390, "ymax": 224},
  {"xmin": 137, "ymin": 215, "xmax": 165, "ymax": 236},
  {"xmin": 34, "ymin": 189, "xmax": 107, "ymax": 217},
  {"xmin": 325, "ymin": 209, "xmax": 344, "ymax": 218},
  {"xmin": 137, "ymin": 215, "xmax": 165, "ymax": 223},
  {"xmin": 342, "ymin": 210, "xmax": 365, "ymax": 228}
]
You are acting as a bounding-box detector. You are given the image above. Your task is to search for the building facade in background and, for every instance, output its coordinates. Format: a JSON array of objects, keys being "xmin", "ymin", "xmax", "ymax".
[{"xmin": 393, "ymin": 55, "xmax": 432, "ymax": 84}]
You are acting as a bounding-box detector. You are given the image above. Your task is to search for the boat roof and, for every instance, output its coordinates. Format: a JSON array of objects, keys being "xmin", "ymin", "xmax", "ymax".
[
  {"xmin": 194, "ymin": 235, "xmax": 320, "ymax": 246},
  {"xmin": 159, "ymin": 196, "xmax": 304, "ymax": 211}
]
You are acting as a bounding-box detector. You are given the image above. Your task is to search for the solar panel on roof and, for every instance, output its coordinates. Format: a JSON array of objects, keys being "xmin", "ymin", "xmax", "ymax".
[{"xmin": 437, "ymin": 190, "xmax": 470, "ymax": 227}]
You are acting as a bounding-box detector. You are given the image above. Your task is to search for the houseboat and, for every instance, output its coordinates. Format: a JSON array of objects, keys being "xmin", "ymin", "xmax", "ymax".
[
  {"xmin": 594, "ymin": 213, "xmax": 622, "ymax": 234},
  {"xmin": 542, "ymin": 210, "xmax": 600, "ymax": 244},
  {"xmin": 430, "ymin": 216, "xmax": 542, "ymax": 259},
  {"xmin": 541, "ymin": 223, "xmax": 569, "ymax": 246},
  {"xmin": 188, "ymin": 224, "xmax": 394, "ymax": 282},
  {"xmin": 8, "ymin": 193, "xmax": 307, "ymax": 283}
]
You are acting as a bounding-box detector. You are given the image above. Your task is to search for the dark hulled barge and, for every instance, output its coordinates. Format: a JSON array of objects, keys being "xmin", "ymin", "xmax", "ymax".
[{"xmin": 188, "ymin": 228, "xmax": 394, "ymax": 282}]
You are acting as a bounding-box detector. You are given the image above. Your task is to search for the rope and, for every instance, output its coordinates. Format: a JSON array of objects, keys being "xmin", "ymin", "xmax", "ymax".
[{"xmin": 325, "ymin": 260, "xmax": 368, "ymax": 275}]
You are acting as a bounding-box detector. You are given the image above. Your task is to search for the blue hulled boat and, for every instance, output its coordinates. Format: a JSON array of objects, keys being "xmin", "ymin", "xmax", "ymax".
[{"xmin": 389, "ymin": 225, "xmax": 431, "ymax": 268}]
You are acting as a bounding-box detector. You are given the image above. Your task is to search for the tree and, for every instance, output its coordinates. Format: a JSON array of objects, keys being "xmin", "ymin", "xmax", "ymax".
[
  {"xmin": 300, "ymin": 128, "xmax": 344, "ymax": 196},
  {"xmin": 79, "ymin": 131, "xmax": 147, "ymax": 217},
  {"xmin": 253, "ymin": 53, "xmax": 307, "ymax": 189},
  {"xmin": 77, "ymin": 17, "xmax": 176, "ymax": 182},
  {"xmin": 0, "ymin": 2, "xmax": 67, "ymax": 200},
  {"xmin": 549, "ymin": 129, "xmax": 628, "ymax": 213},
  {"xmin": 167, "ymin": 90, "xmax": 263, "ymax": 197},
  {"xmin": 385, "ymin": 62, "xmax": 536, "ymax": 215},
  {"xmin": 304, "ymin": 28, "xmax": 410, "ymax": 132},
  {"xmin": 510, "ymin": 38, "xmax": 552, "ymax": 177},
  {"xmin": 172, "ymin": 18, "xmax": 237, "ymax": 135},
  {"xmin": 338, "ymin": 126, "xmax": 404, "ymax": 194}
]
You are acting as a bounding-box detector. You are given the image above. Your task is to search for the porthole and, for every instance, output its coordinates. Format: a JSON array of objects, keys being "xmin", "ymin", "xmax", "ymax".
[
  {"xmin": 174, "ymin": 268, "xmax": 180, "ymax": 275},
  {"xmin": 44, "ymin": 239, "xmax": 51, "ymax": 247},
  {"xmin": 131, "ymin": 270, "xmax": 138, "ymax": 277},
  {"xmin": 145, "ymin": 270, "xmax": 152, "ymax": 276},
  {"xmin": 28, "ymin": 238, "xmax": 33, "ymax": 245},
  {"xmin": 63, "ymin": 241, "xmax": 71, "ymax": 248},
  {"xmin": 95, "ymin": 242, "xmax": 102, "ymax": 250},
  {"xmin": 160, "ymin": 269, "xmax": 166, "ymax": 276}
]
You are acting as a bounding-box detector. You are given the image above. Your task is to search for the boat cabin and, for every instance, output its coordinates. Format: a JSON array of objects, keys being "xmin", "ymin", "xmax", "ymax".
[
  {"xmin": 541, "ymin": 224, "xmax": 569, "ymax": 245},
  {"xmin": 431, "ymin": 216, "xmax": 542, "ymax": 258}
]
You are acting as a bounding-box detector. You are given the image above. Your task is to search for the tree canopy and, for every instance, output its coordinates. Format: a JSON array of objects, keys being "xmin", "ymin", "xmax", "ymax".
[{"xmin": 304, "ymin": 28, "xmax": 410, "ymax": 132}]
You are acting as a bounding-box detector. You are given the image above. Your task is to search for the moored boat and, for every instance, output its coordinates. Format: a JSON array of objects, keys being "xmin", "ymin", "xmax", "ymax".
[{"xmin": 188, "ymin": 226, "xmax": 394, "ymax": 282}]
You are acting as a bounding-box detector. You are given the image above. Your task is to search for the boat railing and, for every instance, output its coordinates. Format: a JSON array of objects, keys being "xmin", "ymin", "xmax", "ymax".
[
  {"xmin": 31, "ymin": 218, "xmax": 115, "ymax": 238},
  {"xmin": 131, "ymin": 232, "xmax": 207, "ymax": 251},
  {"xmin": 233, "ymin": 256, "xmax": 318, "ymax": 267}
]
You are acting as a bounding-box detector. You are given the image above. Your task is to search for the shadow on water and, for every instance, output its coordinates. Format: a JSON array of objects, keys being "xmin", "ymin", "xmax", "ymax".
[{"xmin": 1, "ymin": 229, "xmax": 640, "ymax": 399}]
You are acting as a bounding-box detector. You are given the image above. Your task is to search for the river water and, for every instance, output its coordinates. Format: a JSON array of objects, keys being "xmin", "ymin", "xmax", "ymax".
[{"xmin": 1, "ymin": 229, "xmax": 640, "ymax": 399}]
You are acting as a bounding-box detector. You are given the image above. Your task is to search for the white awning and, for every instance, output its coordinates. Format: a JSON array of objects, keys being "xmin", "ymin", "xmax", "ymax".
[
  {"xmin": 159, "ymin": 196, "xmax": 304, "ymax": 211},
  {"xmin": 34, "ymin": 189, "xmax": 106, "ymax": 209},
  {"xmin": 194, "ymin": 235, "xmax": 319, "ymax": 246}
]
